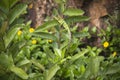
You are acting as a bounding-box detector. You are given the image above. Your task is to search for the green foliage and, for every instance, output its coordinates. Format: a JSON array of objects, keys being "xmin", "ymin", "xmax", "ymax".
[
  {"xmin": 0, "ymin": 0, "xmax": 120, "ymax": 80},
  {"xmin": 63, "ymin": 8, "xmax": 84, "ymax": 16},
  {"xmin": 8, "ymin": 3, "xmax": 27, "ymax": 24},
  {"xmin": 45, "ymin": 65, "xmax": 60, "ymax": 80},
  {"xmin": 99, "ymin": 24, "xmax": 120, "ymax": 54},
  {"xmin": 0, "ymin": 0, "xmax": 27, "ymax": 28},
  {"xmin": 4, "ymin": 24, "xmax": 24, "ymax": 48},
  {"xmin": 32, "ymin": 32, "xmax": 57, "ymax": 41},
  {"xmin": 0, "ymin": 0, "xmax": 28, "ymax": 80},
  {"xmin": 10, "ymin": 66, "xmax": 28, "ymax": 79}
]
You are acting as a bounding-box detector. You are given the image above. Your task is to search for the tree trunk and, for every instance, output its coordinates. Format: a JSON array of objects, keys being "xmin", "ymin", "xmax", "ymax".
[{"xmin": 25, "ymin": 0, "xmax": 55, "ymax": 28}]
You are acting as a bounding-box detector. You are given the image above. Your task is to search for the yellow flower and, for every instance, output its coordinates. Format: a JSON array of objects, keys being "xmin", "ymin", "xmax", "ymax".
[
  {"xmin": 29, "ymin": 28, "xmax": 35, "ymax": 33},
  {"xmin": 112, "ymin": 51, "xmax": 117, "ymax": 57},
  {"xmin": 48, "ymin": 40, "xmax": 53, "ymax": 43},
  {"xmin": 103, "ymin": 41, "xmax": 109, "ymax": 48},
  {"xmin": 32, "ymin": 39, "xmax": 37, "ymax": 44},
  {"xmin": 17, "ymin": 30, "xmax": 22, "ymax": 36}
]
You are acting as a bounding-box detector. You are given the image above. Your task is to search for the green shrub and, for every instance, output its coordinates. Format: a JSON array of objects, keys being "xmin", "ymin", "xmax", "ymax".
[{"xmin": 0, "ymin": 0, "xmax": 120, "ymax": 80}]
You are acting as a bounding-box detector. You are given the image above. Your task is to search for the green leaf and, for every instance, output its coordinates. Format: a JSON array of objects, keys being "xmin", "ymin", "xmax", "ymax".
[
  {"xmin": 0, "ymin": 38, "xmax": 5, "ymax": 51},
  {"xmin": 0, "ymin": 0, "xmax": 9, "ymax": 13},
  {"xmin": 9, "ymin": 41, "xmax": 26, "ymax": 57},
  {"xmin": 36, "ymin": 16, "xmax": 89, "ymax": 32},
  {"xmin": 59, "ymin": 3, "xmax": 65, "ymax": 13},
  {"xmin": 36, "ymin": 20, "xmax": 58, "ymax": 31},
  {"xmin": 92, "ymin": 27, "xmax": 97, "ymax": 33},
  {"xmin": 54, "ymin": 16, "xmax": 71, "ymax": 42},
  {"xmin": 16, "ymin": 59, "xmax": 30, "ymax": 67},
  {"xmin": 54, "ymin": 0, "xmax": 65, "ymax": 4},
  {"xmin": 10, "ymin": 66, "xmax": 28, "ymax": 79},
  {"xmin": 0, "ymin": 22, "xmax": 8, "ymax": 51},
  {"xmin": 8, "ymin": 3, "xmax": 27, "ymax": 24},
  {"xmin": 89, "ymin": 56, "xmax": 104, "ymax": 75},
  {"xmin": 0, "ymin": 54, "xmax": 14, "ymax": 69},
  {"xmin": 71, "ymin": 49, "xmax": 89, "ymax": 62},
  {"xmin": 83, "ymin": 56, "xmax": 104, "ymax": 78},
  {"xmin": 43, "ymin": 46, "xmax": 55, "ymax": 60},
  {"xmin": 105, "ymin": 63, "xmax": 120, "ymax": 74},
  {"xmin": 63, "ymin": 8, "xmax": 84, "ymax": 16},
  {"xmin": 0, "ymin": 10, "xmax": 7, "ymax": 20},
  {"xmin": 54, "ymin": 48, "xmax": 62, "ymax": 58},
  {"xmin": 22, "ymin": 46, "xmax": 31, "ymax": 58},
  {"xmin": 0, "ymin": 65, "xmax": 6, "ymax": 75},
  {"xmin": 0, "ymin": 21, "xmax": 8, "ymax": 35},
  {"xmin": 65, "ymin": 16, "xmax": 89, "ymax": 23},
  {"xmin": 32, "ymin": 32, "xmax": 57, "ymax": 41},
  {"xmin": 9, "ymin": 0, "xmax": 19, "ymax": 8},
  {"xmin": 68, "ymin": 43, "xmax": 78, "ymax": 53},
  {"xmin": 70, "ymin": 69, "xmax": 74, "ymax": 80},
  {"xmin": 29, "ymin": 73, "xmax": 42, "ymax": 79},
  {"xmin": 4, "ymin": 24, "xmax": 24, "ymax": 48},
  {"xmin": 82, "ymin": 27, "xmax": 89, "ymax": 32},
  {"xmin": 31, "ymin": 59, "xmax": 45, "ymax": 71},
  {"xmin": 45, "ymin": 65, "xmax": 60, "ymax": 80},
  {"xmin": 80, "ymin": 65, "xmax": 86, "ymax": 74},
  {"xmin": 10, "ymin": 17, "xmax": 25, "ymax": 26},
  {"xmin": 73, "ymin": 32, "xmax": 90, "ymax": 38}
]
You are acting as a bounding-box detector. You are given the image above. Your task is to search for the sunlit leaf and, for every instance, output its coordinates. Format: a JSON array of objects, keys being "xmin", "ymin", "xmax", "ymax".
[
  {"xmin": 31, "ymin": 59, "xmax": 45, "ymax": 71},
  {"xmin": 63, "ymin": 8, "xmax": 84, "ymax": 16},
  {"xmin": 73, "ymin": 32, "xmax": 90, "ymax": 38},
  {"xmin": 32, "ymin": 32, "xmax": 57, "ymax": 41},
  {"xmin": 45, "ymin": 65, "xmax": 60, "ymax": 80},
  {"xmin": 36, "ymin": 20, "xmax": 58, "ymax": 31},
  {"xmin": 16, "ymin": 59, "xmax": 30, "ymax": 66},
  {"xmin": 65, "ymin": 16, "xmax": 89, "ymax": 23},
  {"xmin": 71, "ymin": 49, "xmax": 89, "ymax": 61},
  {"xmin": 10, "ymin": 66, "xmax": 28, "ymax": 79},
  {"xmin": 9, "ymin": 3, "xmax": 27, "ymax": 24}
]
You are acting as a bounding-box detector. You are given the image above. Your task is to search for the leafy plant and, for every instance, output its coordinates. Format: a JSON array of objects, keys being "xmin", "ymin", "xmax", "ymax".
[
  {"xmin": 0, "ymin": 0, "xmax": 28, "ymax": 80},
  {"xmin": 0, "ymin": 0, "xmax": 120, "ymax": 80},
  {"xmin": 0, "ymin": 0, "xmax": 27, "ymax": 28}
]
